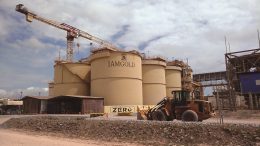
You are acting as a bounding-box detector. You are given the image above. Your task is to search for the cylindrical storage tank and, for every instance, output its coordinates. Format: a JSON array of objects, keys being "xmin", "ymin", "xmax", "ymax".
[
  {"xmin": 142, "ymin": 59, "xmax": 166, "ymax": 105},
  {"xmin": 165, "ymin": 66, "xmax": 182, "ymax": 98},
  {"xmin": 53, "ymin": 62, "xmax": 91, "ymax": 96},
  {"xmin": 90, "ymin": 49, "xmax": 142, "ymax": 106}
]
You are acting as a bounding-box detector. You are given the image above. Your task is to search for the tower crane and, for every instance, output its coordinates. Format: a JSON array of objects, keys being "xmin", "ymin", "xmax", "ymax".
[{"xmin": 15, "ymin": 4, "xmax": 119, "ymax": 62}]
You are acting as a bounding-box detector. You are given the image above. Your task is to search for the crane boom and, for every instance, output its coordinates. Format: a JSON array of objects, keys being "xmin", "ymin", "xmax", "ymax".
[{"xmin": 15, "ymin": 4, "xmax": 118, "ymax": 62}]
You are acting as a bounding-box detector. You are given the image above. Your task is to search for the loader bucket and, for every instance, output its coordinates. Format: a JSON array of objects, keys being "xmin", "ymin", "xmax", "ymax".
[{"xmin": 137, "ymin": 106, "xmax": 148, "ymax": 120}]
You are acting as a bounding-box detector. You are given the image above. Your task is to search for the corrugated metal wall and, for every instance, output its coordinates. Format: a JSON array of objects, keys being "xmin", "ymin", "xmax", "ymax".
[
  {"xmin": 81, "ymin": 99, "xmax": 104, "ymax": 114},
  {"xmin": 47, "ymin": 97, "xmax": 82, "ymax": 114},
  {"xmin": 23, "ymin": 98, "xmax": 41, "ymax": 114},
  {"xmin": 23, "ymin": 96, "xmax": 104, "ymax": 114}
]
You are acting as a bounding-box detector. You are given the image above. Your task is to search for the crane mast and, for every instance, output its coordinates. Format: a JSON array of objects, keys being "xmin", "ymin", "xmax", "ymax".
[{"xmin": 15, "ymin": 4, "xmax": 118, "ymax": 62}]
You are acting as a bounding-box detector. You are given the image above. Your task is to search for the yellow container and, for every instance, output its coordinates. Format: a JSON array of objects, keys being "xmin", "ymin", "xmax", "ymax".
[
  {"xmin": 142, "ymin": 59, "xmax": 166, "ymax": 105},
  {"xmin": 52, "ymin": 62, "xmax": 90, "ymax": 96},
  {"xmin": 165, "ymin": 66, "xmax": 182, "ymax": 97},
  {"xmin": 89, "ymin": 49, "xmax": 143, "ymax": 106}
]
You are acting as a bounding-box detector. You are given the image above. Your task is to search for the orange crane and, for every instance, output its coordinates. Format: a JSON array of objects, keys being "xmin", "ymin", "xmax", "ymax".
[{"xmin": 16, "ymin": 4, "xmax": 119, "ymax": 62}]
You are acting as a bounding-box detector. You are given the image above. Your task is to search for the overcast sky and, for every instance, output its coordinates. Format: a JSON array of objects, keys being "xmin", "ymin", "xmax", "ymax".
[{"xmin": 0, "ymin": 0, "xmax": 259, "ymax": 98}]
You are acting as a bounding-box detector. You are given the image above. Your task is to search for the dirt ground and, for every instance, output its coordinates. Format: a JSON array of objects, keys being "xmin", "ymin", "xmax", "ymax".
[
  {"xmin": 0, "ymin": 129, "xmax": 136, "ymax": 146},
  {"xmin": 0, "ymin": 110, "xmax": 260, "ymax": 146}
]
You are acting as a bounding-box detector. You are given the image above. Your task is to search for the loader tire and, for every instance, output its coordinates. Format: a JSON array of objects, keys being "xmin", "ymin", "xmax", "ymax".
[
  {"xmin": 152, "ymin": 109, "xmax": 167, "ymax": 121},
  {"xmin": 181, "ymin": 110, "xmax": 198, "ymax": 122}
]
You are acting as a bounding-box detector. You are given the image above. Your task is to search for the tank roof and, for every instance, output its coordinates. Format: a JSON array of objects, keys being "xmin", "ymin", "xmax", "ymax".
[
  {"xmin": 52, "ymin": 95, "xmax": 104, "ymax": 99},
  {"xmin": 54, "ymin": 61, "xmax": 90, "ymax": 66},
  {"xmin": 91, "ymin": 47, "xmax": 116, "ymax": 53},
  {"xmin": 142, "ymin": 59, "xmax": 166, "ymax": 67},
  {"xmin": 143, "ymin": 56, "xmax": 166, "ymax": 62},
  {"xmin": 22, "ymin": 95, "xmax": 103, "ymax": 100},
  {"xmin": 167, "ymin": 60, "xmax": 186, "ymax": 67}
]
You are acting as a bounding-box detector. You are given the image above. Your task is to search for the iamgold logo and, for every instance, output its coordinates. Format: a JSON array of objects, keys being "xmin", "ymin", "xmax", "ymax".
[
  {"xmin": 108, "ymin": 54, "xmax": 135, "ymax": 68},
  {"xmin": 121, "ymin": 54, "xmax": 127, "ymax": 61}
]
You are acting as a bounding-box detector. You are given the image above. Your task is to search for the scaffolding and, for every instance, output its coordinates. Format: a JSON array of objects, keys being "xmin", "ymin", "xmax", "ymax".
[
  {"xmin": 225, "ymin": 48, "xmax": 260, "ymax": 110},
  {"xmin": 193, "ymin": 48, "xmax": 260, "ymax": 110},
  {"xmin": 193, "ymin": 71, "xmax": 230, "ymax": 109}
]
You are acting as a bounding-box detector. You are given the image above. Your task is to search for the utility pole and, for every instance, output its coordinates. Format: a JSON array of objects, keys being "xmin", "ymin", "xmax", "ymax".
[{"xmin": 257, "ymin": 29, "xmax": 260, "ymax": 48}]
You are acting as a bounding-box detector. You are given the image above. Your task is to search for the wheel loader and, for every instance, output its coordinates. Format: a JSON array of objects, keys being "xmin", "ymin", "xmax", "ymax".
[{"xmin": 137, "ymin": 90, "xmax": 215, "ymax": 121}]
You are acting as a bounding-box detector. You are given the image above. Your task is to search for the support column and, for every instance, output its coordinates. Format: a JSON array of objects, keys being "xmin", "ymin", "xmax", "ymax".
[
  {"xmin": 215, "ymin": 90, "xmax": 219, "ymax": 110},
  {"xmin": 216, "ymin": 88, "xmax": 223, "ymax": 124},
  {"xmin": 249, "ymin": 92, "xmax": 253, "ymax": 110},
  {"xmin": 254, "ymin": 95, "xmax": 259, "ymax": 110}
]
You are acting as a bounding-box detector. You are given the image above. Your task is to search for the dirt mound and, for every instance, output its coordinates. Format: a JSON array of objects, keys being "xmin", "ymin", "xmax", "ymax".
[{"xmin": 1, "ymin": 116, "xmax": 260, "ymax": 146}]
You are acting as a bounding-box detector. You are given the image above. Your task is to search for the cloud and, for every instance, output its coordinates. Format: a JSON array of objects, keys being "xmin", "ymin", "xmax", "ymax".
[
  {"xmin": 0, "ymin": 89, "xmax": 7, "ymax": 96},
  {"xmin": 0, "ymin": 87, "xmax": 48, "ymax": 99},
  {"xmin": 0, "ymin": 0, "xmax": 260, "ymax": 96}
]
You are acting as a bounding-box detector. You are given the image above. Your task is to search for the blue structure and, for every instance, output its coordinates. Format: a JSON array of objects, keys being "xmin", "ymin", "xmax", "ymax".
[{"xmin": 239, "ymin": 72, "xmax": 260, "ymax": 94}]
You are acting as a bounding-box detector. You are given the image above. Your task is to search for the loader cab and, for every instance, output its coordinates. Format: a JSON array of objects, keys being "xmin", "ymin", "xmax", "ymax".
[
  {"xmin": 172, "ymin": 90, "xmax": 191, "ymax": 106},
  {"xmin": 194, "ymin": 90, "xmax": 201, "ymax": 100}
]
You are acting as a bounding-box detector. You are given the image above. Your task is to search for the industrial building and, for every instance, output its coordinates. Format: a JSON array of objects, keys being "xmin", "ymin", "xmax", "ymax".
[
  {"xmin": 47, "ymin": 95, "xmax": 104, "ymax": 114},
  {"xmin": 16, "ymin": 4, "xmax": 196, "ymax": 114},
  {"xmin": 22, "ymin": 95, "xmax": 104, "ymax": 114},
  {"xmin": 0, "ymin": 99, "xmax": 23, "ymax": 114},
  {"xmin": 45, "ymin": 47, "xmax": 199, "ymax": 114},
  {"xmin": 16, "ymin": 3, "xmax": 259, "ymax": 114},
  {"xmin": 22, "ymin": 96, "xmax": 50, "ymax": 114},
  {"xmin": 193, "ymin": 48, "xmax": 260, "ymax": 110}
]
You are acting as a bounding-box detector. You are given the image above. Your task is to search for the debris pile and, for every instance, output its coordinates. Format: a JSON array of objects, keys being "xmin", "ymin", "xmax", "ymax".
[{"xmin": 1, "ymin": 116, "xmax": 259, "ymax": 146}]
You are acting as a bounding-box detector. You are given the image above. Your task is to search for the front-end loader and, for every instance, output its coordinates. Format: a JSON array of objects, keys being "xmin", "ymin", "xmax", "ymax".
[{"xmin": 137, "ymin": 90, "xmax": 214, "ymax": 121}]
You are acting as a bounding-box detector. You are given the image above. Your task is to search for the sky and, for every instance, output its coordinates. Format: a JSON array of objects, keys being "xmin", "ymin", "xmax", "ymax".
[{"xmin": 0, "ymin": 0, "xmax": 259, "ymax": 98}]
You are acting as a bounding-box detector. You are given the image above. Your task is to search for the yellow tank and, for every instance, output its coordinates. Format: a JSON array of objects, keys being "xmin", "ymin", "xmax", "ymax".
[
  {"xmin": 165, "ymin": 66, "xmax": 182, "ymax": 98},
  {"xmin": 52, "ymin": 61, "xmax": 91, "ymax": 96},
  {"xmin": 89, "ymin": 48, "xmax": 142, "ymax": 106},
  {"xmin": 142, "ymin": 59, "xmax": 166, "ymax": 105}
]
